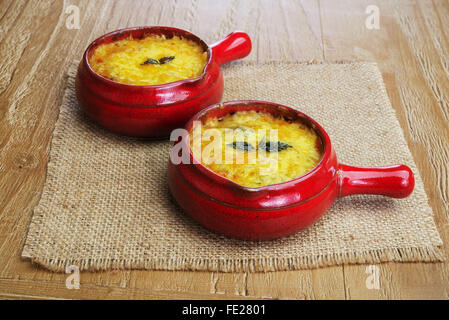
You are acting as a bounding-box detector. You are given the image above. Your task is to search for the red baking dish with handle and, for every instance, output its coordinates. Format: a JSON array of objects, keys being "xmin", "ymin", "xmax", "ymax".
[
  {"xmin": 168, "ymin": 100, "xmax": 415, "ymax": 240},
  {"xmin": 75, "ymin": 26, "xmax": 251, "ymax": 138}
]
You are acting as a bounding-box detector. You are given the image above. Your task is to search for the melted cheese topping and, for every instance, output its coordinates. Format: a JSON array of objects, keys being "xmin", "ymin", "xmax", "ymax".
[
  {"xmin": 190, "ymin": 110, "xmax": 323, "ymax": 187},
  {"xmin": 89, "ymin": 35, "xmax": 207, "ymax": 85}
]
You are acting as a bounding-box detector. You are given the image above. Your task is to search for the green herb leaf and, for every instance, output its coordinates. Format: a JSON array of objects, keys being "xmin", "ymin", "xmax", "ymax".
[
  {"xmin": 258, "ymin": 139, "xmax": 292, "ymax": 152},
  {"xmin": 158, "ymin": 56, "xmax": 175, "ymax": 64},
  {"xmin": 227, "ymin": 141, "xmax": 256, "ymax": 151},
  {"xmin": 141, "ymin": 56, "xmax": 175, "ymax": 65},
  {"xmin": 141, "ymin": 58, "xmax": 159, "ymax": 65}
]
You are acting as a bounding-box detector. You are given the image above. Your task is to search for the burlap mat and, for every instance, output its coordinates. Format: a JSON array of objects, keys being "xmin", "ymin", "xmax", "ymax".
[{"xmin": 22, "ymin": 61, "xmax": 444, "ymax": 272}]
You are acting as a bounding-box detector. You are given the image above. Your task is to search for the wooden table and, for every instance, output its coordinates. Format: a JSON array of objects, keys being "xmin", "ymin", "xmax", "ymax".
[{"xmin": 1, "ymin": 0, "xmax": 448, "ymax": 300}]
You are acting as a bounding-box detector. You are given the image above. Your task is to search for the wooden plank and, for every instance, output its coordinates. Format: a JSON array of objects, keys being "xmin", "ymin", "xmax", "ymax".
[
  {"xmin": 0, "ymin": 278, "xmax": 255, "ymax": 300},
  {"xmin": 320, "ymin": 0, "xmax": 449, "ymax": 299},
  {"xmin": 0, "ymin": 0, "xmax": 447, "ymax": 299}
]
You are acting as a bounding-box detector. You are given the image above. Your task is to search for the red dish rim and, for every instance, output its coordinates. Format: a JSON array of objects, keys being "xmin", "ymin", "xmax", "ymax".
[
  {"xmin": 83, "ymin": 26, "xmax": 213, "ymax": 90},
  {"xmin": 181, "ymin": 100, "xmax": 333, "ymax": 193}
]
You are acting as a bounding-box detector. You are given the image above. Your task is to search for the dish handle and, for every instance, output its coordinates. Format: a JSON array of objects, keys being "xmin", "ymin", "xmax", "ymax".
[
  {"xmin": 338, "ymin": 164, "xmax": 414, "ymax": 198},
  {"xmin": 211, "ymin": 31, "xmax": 252, "ymax": 66}
]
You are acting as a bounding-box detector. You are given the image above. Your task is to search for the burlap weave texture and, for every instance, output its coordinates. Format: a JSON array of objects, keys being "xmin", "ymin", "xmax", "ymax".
[{"xmin": 22, "ymin": 62, "xmax": 443, "ymax": 272}]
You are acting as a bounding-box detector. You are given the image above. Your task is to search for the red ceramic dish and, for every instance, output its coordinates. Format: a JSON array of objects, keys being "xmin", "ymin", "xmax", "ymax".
[
  {"xmin": 168, "ymin": 100, "xmax": 415, "ymax": 240},
  {"xmin": 75, "ymin": 26, "xmax": 251, "ymax": 138}
]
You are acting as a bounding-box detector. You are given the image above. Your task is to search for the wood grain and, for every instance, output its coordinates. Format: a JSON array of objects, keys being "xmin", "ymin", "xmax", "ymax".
[{"xmin": 0, "ymin": 0, "xmax": 447, "ymax": 299}]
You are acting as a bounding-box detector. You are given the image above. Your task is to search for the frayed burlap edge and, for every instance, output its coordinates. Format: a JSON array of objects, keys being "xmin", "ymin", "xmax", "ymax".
[{"xmin": 23, "ymin": 246, "xmax": 444, "ymax": 273}]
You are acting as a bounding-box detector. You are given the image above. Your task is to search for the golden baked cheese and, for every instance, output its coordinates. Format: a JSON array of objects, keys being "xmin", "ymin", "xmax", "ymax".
[
  {"xmin": 89, "ymin": 35, "xmax": 207, "ymax": 85},
  {"xmin": 190, "ymin": 110, "xmax": 323, "ymax": 187}
]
